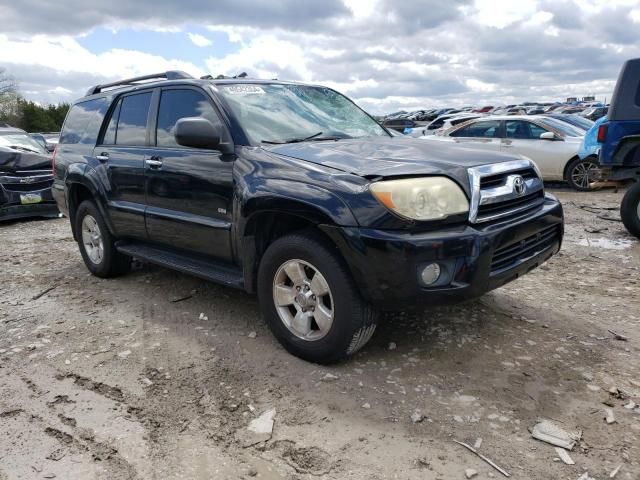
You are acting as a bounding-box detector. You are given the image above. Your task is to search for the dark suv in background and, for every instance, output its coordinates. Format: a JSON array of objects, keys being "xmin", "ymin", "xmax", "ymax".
[
  {"xmin": 0, "ymin": 125, "xmax": 58, "ymax": 221},
  {"xmin": 53, "ymin": 71, "xmax": 564, "ymax": 363}
]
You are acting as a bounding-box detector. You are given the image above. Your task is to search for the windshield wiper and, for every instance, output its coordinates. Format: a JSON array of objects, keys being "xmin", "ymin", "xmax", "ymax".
[
  {"xmin": 262, "ymin": 131, "xmax": 325, "ymax": 145},
  {"xmin": 8, "ymin": 145, "xmax": 40, "ymax": 154}
]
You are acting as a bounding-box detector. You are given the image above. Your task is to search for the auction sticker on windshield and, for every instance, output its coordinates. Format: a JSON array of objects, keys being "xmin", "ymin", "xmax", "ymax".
[
  {"xmin": 223, "ymin": 85, "xmax": 265, "ymax": 95},
  {"xmin": 20, "ymin": 193, "xmax": 42, "ymax": 205}
]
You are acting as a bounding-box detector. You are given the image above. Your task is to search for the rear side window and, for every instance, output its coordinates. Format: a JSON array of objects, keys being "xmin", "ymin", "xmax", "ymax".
[
  {"xmin": 505, "ymin": 121, "xmax": 548, "ymax": 139},
  {"xmin": 451, "ymin": 120, "xmax": 501, "ymax": 138},
  {"xmin": 60, "ymin": 98, "xmax": 109, "ymax": 145},
  {"xmin": 116, "ymin": 92, "xmax": 152, "ymax": 146},
  {"xmin": 155, "ymin": 89, "xmax": 222, "ymax": 147}
]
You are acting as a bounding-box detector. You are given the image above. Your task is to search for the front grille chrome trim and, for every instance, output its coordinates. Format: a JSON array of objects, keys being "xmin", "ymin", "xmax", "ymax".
[{"xmin": 468, "ymin": 159, "xmax": 544, "ymax": 224}]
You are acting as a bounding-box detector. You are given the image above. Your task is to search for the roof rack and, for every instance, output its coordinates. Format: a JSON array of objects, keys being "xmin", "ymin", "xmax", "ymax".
[{"xmin": 86, "ymin": 71, "xmax": 194, "ymax": 96}]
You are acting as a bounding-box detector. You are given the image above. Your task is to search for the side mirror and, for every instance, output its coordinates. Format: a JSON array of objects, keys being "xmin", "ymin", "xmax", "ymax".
[
  {"xmin": 174, "ymin": 117, "xmax": 233, "ymax": 154},
  {"xmin": 539, "ymin": 131, "xmax": 557, "ymax": 140}
]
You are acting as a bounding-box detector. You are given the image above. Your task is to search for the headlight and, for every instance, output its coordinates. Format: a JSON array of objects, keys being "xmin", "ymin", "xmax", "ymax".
[{"xmin": 370, "ymin": 177, "xmax": 469, "ymax": 221}]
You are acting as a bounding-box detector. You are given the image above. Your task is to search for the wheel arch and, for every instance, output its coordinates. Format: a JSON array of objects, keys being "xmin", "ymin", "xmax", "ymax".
[{"xmin": 66, "ymin": 173, "xmax": 114, "ymax": 240}]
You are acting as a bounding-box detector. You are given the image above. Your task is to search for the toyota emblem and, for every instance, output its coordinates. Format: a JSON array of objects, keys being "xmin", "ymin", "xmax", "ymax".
[{"xmin": 513, "ymin": 176, "xmax": 526, "ymax": 196}]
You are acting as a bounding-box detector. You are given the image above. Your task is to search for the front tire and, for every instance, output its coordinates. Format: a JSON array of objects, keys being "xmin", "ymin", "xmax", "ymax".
[
  {"xmin": 566, "ymin": 157, "xmax": 598, "ymax": 191},
  {"xmin": 75, "ymin": 200, "xmax": 131, "ymax": 278},
  {"xmin": 621, "ymin": 182, "xmax": 640, "ymax": 239},
  {"xmin": 257, "ymin": 232, "xmax": 377, "ymax": 364}
]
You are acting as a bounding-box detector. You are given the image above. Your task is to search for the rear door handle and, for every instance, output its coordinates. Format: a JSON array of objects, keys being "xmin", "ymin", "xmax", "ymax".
[
  {"xmin": 145, "ymin": 158, "xmax": 163, "ymax": 168},
  {"xmin": 96, "ymin": 152, "xmax": 109, "ymax": 162}
]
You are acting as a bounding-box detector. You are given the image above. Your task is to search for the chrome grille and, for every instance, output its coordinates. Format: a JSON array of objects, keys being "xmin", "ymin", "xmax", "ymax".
[
  {"xmin": 0, "ymin": 170, "xmax": 54, "ymax": 192},
  {"xmin": 468, "ymin": 160, "xmax": 545, "ymax": 224}
]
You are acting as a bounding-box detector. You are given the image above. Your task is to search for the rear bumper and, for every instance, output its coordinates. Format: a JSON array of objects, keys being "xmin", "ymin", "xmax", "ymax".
[{"xmin": 322, "ymin": 195, "xmax": 563, "ymax": 309}]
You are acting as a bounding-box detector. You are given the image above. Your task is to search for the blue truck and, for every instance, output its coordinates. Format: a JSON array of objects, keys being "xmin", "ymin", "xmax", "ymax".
[{"xmin": 598, "ymin": 58, "xmax": 640, "ymax": 237}]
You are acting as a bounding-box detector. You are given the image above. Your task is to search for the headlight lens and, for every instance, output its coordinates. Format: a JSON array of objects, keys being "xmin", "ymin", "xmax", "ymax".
[{"xmin": 370, "ymin": 177, "xmax": 469, "ymax": 221}]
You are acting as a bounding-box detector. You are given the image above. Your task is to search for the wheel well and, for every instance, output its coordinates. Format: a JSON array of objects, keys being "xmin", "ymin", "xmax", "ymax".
[
  {"xmin": 242, "ymin": 211, "xmax": 339, "ymax": 293},
  {"xmin": 68, "ymin": 183, "xmax": 94, "ymax": 239}
]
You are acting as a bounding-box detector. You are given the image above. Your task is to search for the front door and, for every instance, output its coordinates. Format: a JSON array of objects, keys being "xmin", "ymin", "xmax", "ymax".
[
  {"xmin": 144, "ymin": 87, "xmax": 234, "ymax": 262},
  {"xmin": 502, "ymin": 120, "xmax": 565, "ymax": 179},
  {"xmin": 95, "ymin": 91, "xmax": 153, "ymax": 239}
]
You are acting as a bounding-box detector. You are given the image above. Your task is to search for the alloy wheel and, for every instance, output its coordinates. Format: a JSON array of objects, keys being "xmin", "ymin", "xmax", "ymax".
[
  {"xmin": 272, "ymin": 259, "xmax": 334, "ymax": 341},
  {"xmin": 81, "ymin": 214, "xmax": 104, "ymax": 265}
]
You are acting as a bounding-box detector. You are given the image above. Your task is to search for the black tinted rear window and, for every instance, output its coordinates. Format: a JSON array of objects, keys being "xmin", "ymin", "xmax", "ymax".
[
  {"xmin": 116, "ymin": 92, "xmax": 152, "ymax": 146},
  {"xmin": 60, "ymin": 98, "xmax": 109, "ymax": 145}
]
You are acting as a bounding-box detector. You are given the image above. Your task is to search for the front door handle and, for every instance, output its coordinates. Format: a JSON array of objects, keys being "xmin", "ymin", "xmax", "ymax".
[
  {"xmin": 96, "ymin": 152, "xmax": 109, "ymax": 162},
  {"xmin": 145, "ymin": 158, "xmax": 163, "ymax": 168}
]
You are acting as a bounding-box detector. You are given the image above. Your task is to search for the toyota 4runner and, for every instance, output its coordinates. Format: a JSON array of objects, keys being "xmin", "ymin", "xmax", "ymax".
[{"xmin": 53, "ymin": 71, "xmax": 564, "ymax": 363}]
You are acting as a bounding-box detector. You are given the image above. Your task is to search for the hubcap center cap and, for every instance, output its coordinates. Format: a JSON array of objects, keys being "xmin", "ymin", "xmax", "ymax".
[{"xmin": 295, "ymin": 290, "xmax": 315, "ymax": 308}]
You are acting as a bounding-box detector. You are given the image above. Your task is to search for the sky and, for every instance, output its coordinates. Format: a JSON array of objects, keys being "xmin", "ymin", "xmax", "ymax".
[{"xmin": 0, "ymin": 0, "xmax": 639, "ymax": 115}]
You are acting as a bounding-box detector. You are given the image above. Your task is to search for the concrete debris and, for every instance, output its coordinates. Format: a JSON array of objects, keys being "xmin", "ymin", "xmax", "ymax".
[
  {"xmin": 604, "ymin": 408, "xmax": 616, "ymax": 424},
  {"xmin": 624, "ymin": 400, "xmax": 636, "ymax": 410},
  {"xmin": 242, "ymin": 408, "xmax": 276, "ymax": 447},
  {"xmin": 474, "ymin": 438, "xmax": 483, "ymax": 449},
  {"xmin": 454, "ymin": 440, "xmax": 510, "ymax": 477},
  {"xmin": 322, "ymin": 373, "xmax": 339, "ymax": 382},
  {"xmin": 247, "ymin": 331, "xmax": 257, "ymax": 339},
  {"xmin": 117, "ymin": 350, "xmax": 131, "ymax": 358},
  {"xmin": 361, "ymin": 403, "xmax": 371, "ymax": 409},
  {"xmin": 141, "ymin": 377, "xmax": 153, "ymax": 387},
  {"xmin": 577, "ymin": 473, "xmax": 595, "ymax": 480},
  {"xmin": 465, "ymin": 468, "xmax": 478, "ymax": 479},
  {"xmin": 609, "ymin": 465, "xmax": 622, "ymax": 478},
  {"xmin": 410, "ymin": 412, "xmax": 424, "ymax": 423},
  {"xmin": 198, "ymin": 313, "xmax": 208, "ymax": 321},
  {"xmin": 388, "ymin": 342, "xmax": 397, "ymax": 350},
  {"xmin": 555, "ymin": 447, "xmax": 575, "ymax": 465},
  {"xmin": 531, "ymin": 420, "xmax": 581, "ymax": 450}
]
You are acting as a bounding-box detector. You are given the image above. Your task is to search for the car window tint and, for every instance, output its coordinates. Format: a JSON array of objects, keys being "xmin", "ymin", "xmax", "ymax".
[
  {"xmin": 451, "ymin": 120, "xmax": 500, "ymax": 138},
  {"xmin": 102, "ymin": 99, "xmax": 122, "ymax": 145},
  {"xmin": 156, "ymin": 89, "xmax": 222, "ymax": 148},
  {"xmin": 505, "ymin": 121, "xmax": 547, "ymax": 139},
  {"xmin": 60, "ymin": 98, "xmax": 110, "ymax": 145},
  {"xmin": 115, "ymin": 92, "xmax": 152, "ymax": 146}
]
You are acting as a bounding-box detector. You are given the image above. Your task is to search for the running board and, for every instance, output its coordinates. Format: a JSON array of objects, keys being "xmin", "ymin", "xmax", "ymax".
[{"xmin": 115, "ymin": 241, "xmax": 245, "ymax": 289}]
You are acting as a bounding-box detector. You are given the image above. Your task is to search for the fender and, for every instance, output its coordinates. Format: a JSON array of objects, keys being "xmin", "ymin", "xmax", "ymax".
[{"xmin": 65, "ymin": 163, "xmax": 116, "ymax": 238}]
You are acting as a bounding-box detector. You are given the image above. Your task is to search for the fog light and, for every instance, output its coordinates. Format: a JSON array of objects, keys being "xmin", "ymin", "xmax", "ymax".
[{"xmin": 420, "ymin": 263, "xmax": 441, "ymax": 286}]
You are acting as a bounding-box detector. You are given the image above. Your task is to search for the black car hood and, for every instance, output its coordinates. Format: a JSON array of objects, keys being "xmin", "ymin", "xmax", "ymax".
[
  {"xmin": 0, "ymin": 147, "xmax": 51, "ymax": 173},
  {"xmin": 263, "ymin": 136, "xmax": 520, "ymax": 181}
]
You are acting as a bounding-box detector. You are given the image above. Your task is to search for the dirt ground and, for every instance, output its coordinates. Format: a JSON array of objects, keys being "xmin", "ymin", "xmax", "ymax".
[{"xmin": 1, "ymin": 188, "xmax": 639, "ymax": 480}]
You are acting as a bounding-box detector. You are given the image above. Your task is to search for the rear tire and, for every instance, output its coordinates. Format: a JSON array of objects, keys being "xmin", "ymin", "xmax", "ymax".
[
  {"xmin": 620, "ymin": 181, "xmax": 640, "ymax": 239},
  {"xmin": 566, "ymin": 157, "xmax": 598, "ymax": 191},
  {"xmin": 257, "ymin": 232, "xmax": 377, "ymax": 364},
  {"xmin": 75, "ymin": 200, "xmax": 131, "ymax": 278}
]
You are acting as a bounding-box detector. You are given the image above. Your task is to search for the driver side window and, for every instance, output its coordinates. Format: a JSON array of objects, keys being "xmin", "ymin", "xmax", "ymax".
[{"xmin": 156, "ymin": 89, "xmax": 223, "ymax": 148}]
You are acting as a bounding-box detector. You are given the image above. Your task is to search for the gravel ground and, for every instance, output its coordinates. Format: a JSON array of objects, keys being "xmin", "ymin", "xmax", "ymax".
[{"xmin": 0, "ymin": 188, "xmax": 639, "ymax": 480}]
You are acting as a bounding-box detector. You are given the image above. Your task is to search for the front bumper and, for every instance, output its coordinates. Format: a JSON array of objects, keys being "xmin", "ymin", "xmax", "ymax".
[
  {"xmin": 322, "ymin": 195, "xmax": 563, "ymax": 309},
  {"xmin": 0, "ymin": 184, "xmax": 58, "ymax": 221}
]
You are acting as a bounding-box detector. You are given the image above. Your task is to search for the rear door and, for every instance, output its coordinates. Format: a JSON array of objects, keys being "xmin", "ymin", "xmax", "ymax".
[
  {"xmin": 448, "ymin": 119, "xmax": 503, "ymax": 150},
  {"xmin": 501, "ymin": 120, "xmax": 565, "ymax": 179},
  {"xmin": 143, "ymin": 86, "xmax": 234, "ymax": 261},
  {"xmin": 95, "ymin": 91, "xmax": 153, "ymax": 239}
]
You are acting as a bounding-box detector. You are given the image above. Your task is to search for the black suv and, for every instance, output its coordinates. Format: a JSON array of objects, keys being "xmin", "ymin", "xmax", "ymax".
[
  {"xmin": 53, "ymin": 71, "xmax": 564, "ymax": 363},
  {"xmin": 1, "ymin": 125, "xmax": 58, "ymax": 221}
]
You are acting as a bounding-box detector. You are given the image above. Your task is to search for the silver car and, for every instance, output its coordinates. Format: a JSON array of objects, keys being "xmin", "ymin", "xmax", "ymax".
[{"xmin": 423, "ymin": 115, "xmax": 594, "ymax": 190}]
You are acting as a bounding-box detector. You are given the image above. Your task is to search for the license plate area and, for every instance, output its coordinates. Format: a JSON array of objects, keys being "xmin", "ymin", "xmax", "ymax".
[{"xmin": 20, "ymin": 193, "xmax": 42, "ymax": 205}]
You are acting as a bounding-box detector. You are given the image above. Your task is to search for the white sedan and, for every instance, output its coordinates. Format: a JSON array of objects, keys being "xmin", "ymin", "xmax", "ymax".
[{"xmin": 424, "ymin": 115, "xmax": 594, "ymax": 190}]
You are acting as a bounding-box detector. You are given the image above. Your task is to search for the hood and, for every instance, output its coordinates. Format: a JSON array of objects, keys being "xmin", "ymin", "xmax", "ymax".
[
  {"xmin": 262, "ymin": 136, "xmax": 521, "ymax": 180},
  {"xmin": 0, "ymin": 147, "xmax": 52, "ymax": 173}
]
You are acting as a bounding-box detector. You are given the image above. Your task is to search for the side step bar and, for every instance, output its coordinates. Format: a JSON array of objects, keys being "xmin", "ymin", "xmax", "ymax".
[{"xmin": 115, "ymin": 241, "xmax": 245, "ymax": 289}]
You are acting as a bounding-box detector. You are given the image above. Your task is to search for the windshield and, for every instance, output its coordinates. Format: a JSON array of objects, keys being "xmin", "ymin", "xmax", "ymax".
[
  {"xmin": 538, "ymin": 118, "xmax": 585, "ymax": 137},
  {"xmin": 215, "ymin": 83, "xmax": 389, "ymax": 144},
  {"xmin": 0, "ymin": 133, "xmax": 49, "ymax": 154}
]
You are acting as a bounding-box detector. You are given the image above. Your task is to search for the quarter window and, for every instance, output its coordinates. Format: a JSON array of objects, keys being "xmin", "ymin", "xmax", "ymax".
[
  {"xmin": 115, "ymin": 92, "xmax": 152, "ymax": 146},
  {"xmin": 156, "ymin": 89, "xmax": 222, "ymax": 148}
]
